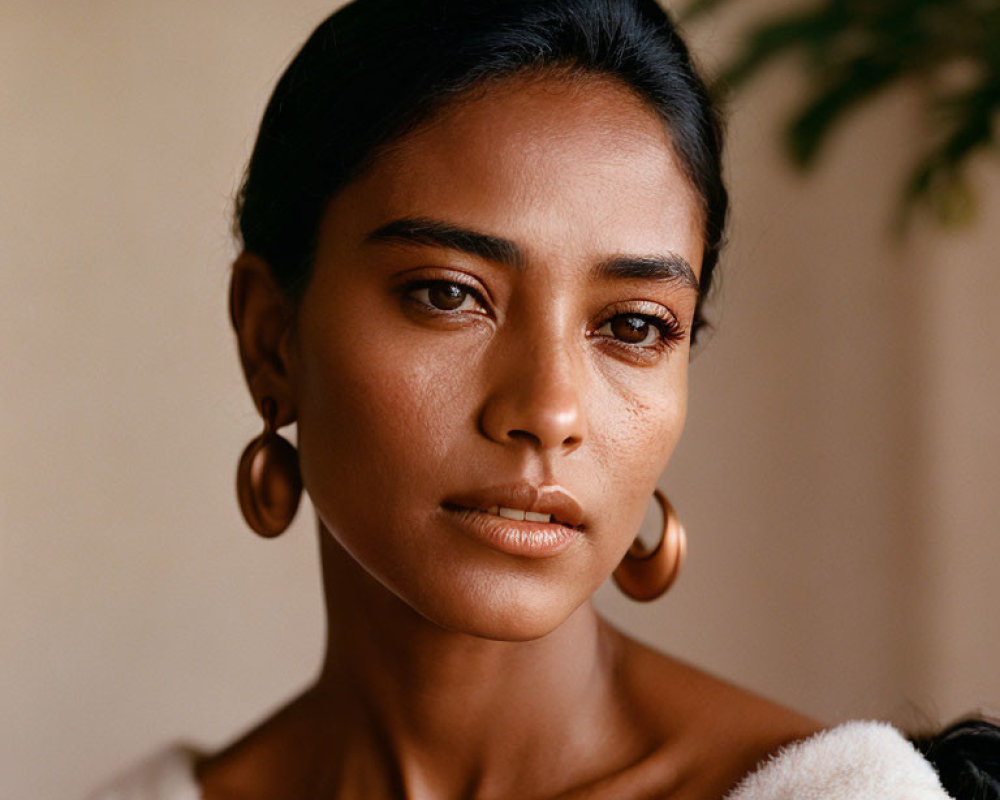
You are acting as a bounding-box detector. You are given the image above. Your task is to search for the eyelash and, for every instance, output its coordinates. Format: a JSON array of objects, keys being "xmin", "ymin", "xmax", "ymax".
[
  {"xmin": 593, "ymin": 310, "xmax": 686, "ymax": 354},
  {"xmin": 402, "ymin": 278, "xmax": 490, "ymax": 316},
  {"xmin": 401, "ymin": 279, "xmax": 686, "ymax": 353}
]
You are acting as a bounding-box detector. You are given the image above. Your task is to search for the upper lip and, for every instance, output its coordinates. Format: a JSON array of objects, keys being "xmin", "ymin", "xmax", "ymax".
[{"xmin": 444, "ymin": 483, "xmax": 586, "ymax": 529}]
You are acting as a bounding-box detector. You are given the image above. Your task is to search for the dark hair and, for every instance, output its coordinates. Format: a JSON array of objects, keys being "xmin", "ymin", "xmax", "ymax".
[
  {"xmin": 911, "ymin": 718, "xmax": 1000, "ymax": 799},
  {"xmin": 235, "ymin": 0, "xmax": 727, "ymax": 340}
]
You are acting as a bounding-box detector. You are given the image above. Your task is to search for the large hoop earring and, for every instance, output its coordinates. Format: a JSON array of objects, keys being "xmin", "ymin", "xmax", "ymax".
[
  {"xmin": 612, "ymin": 489, "xmax": 687, "ymax": 602},
  {"xmin": 236, "ymin": 397, "xmax": 302, "ymax": 538}
]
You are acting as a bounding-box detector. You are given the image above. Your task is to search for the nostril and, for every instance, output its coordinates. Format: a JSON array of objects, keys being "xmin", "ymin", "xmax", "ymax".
[
  {"xmin": 506, "ymin": 428, "xmax": 541, "ymax": 444},
  {"xmin": 479, "ymin": 373, "xmax": 587, "ymax": 451},
  {"xmin": 506, "ymin": 429, "xmax": 581, "ymax": 452}
]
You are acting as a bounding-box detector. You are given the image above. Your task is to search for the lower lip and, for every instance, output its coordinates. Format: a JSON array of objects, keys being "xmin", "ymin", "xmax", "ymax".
[{"xmin": 443, "ymin": 506, "xmax": 581, "ymax": 559}]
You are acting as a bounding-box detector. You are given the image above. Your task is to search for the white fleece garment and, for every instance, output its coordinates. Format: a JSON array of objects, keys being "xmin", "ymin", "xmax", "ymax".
[
  {"xmin": 84, "ymin": 746, "xmax": 201, "ymax": 800},
  {"xmin": 85, "ymin": 721, "xmax": 952, "ymax": 799},
  {"xmin": 724, "ymin": 721, "xmax": 952, "ymax": 800}
]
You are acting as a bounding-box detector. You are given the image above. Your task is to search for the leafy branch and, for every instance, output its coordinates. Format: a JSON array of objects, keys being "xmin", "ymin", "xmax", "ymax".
[{"xmin": 684, "ymin": 0, "xmax": 1000, "ymax": 228}]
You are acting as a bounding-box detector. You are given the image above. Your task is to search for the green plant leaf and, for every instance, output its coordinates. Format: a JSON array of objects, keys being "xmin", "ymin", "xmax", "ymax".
[
  {"xmin": 787, "ymin": 57, "xmax": 904, "ymax": 166},
  {"xmin": 703, "ymin": 0, "xmax": 1000, "ymax": 229},
  {"xmin": 679, "ymin": 0, "xmax": 735, "ymax": 24}
]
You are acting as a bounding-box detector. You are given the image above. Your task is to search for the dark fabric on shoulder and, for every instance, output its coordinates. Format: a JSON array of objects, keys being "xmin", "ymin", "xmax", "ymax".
[{"xmin": 911, "ymin": 719, "xmax": 1000, "ymax": 800}]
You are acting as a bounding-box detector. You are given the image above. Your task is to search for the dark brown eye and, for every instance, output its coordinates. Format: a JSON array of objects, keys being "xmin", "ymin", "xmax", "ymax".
[
  {"xmin": 598, "ymin": 314, "xmax": 660, "ymax": 347},
  {"xmin": 594, "ymin": 308, "xmax": 685, "ymax": 354},
  {"xmin": 612, "ymin": 316, "xmax": 651, "ymax": 344},
  {"xmin": 407, "ymin": 280, "xmax": 484, "ymax": 314},
  {"xmin": 428, "ymin": 282, "xmax": 468, "ymax": 310}
]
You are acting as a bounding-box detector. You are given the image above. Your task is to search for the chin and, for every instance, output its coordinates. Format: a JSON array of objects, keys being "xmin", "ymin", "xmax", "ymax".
[{"xmin": 402, "ymin": 575, "xmax": 589, "ymax": 643}]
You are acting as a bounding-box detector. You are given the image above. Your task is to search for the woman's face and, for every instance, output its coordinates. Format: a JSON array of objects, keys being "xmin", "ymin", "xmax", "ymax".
[{"xmin": 289, "ymin": 74, "xmax": 704, "ymax": 640}]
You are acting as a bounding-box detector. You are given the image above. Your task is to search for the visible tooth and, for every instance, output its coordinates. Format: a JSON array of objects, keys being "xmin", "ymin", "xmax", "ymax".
[
  {"xmin": 498, "ymin": 507, "xmax": 526, "ymax": 521},
  {"xmin": 525, "ymin": 511, "xmax": 552, "ymax": 523},
  {"xmin": 487, "ymin": 506, "xmax": 499, "ymax": 515}
]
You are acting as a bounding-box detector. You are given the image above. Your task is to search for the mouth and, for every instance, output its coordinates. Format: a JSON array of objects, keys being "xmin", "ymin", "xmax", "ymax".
[
  {"xmin": 443, "ymin": 483, "xmax": 586, "ymax": 529},
  {"xmin": 441, "ymin": 484, "xmax": 586, "ymax": 558},
  {"xmin": 442, "ymin": 503, "xmax": 584, "ymax": 530}
]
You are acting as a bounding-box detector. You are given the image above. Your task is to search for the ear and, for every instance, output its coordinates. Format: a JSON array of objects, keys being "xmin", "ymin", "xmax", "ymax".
[{"xmin": 229, "ymin": 252, "xmax": 298, "ymax": 428}]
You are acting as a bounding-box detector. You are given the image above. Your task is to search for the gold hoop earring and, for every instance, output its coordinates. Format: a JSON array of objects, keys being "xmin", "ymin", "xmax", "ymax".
[
  {"xmin": 236, "ymin": 397, "xmax": 302, "ymax": 538},
  {"xmin": 612, "ymin": 489, "xmax": 687, "ymax": 602}
]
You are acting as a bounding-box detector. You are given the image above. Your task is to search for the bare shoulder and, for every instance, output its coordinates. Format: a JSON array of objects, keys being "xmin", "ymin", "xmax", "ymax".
[{"xmin": 606, "ymin": 630, "xmax": 824, "ymax": 798}]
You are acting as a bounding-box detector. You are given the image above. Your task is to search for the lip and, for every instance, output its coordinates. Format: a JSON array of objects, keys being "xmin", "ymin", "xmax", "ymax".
[
  {"xmin": 442, "ymin": 483, "xmax": 586, "ymax": 559},
  {"xmin": 445, "ymin": 483, "xmax": 585, "ymax": 528}
]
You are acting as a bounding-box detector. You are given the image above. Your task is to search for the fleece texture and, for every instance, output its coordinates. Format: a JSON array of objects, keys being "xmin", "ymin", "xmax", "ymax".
[
  {"xmin": 84, "ymin": 745, "xmax": 201, "ymax": 800},
  {"xmin": 725, "ymin": 720, "xmax": 952, "ymax": 800}
]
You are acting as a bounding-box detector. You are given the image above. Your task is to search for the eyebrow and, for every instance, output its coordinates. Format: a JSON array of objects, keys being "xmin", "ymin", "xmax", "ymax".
[
  {"xmin": 593, "ymin": 254, "xmax": 699, "ymax": 292},
  {"xmin": 365, "ymin": 216, "xmax": 698, "ymax": 291},
  {"xmin": 366, "ymin": 217, "xmax": 525, "ymax": 268}
]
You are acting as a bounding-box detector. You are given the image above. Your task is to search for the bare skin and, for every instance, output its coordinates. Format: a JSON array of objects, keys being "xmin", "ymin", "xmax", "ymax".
[{"xmin": 209, "ymin": 73, "xmax": 822, "ymax": 799}]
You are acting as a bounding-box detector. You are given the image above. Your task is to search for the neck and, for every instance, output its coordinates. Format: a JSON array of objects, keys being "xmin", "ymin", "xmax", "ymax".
[{"xmin": 312, "ymin": 523, "xmax": 633, "ymax": 798}]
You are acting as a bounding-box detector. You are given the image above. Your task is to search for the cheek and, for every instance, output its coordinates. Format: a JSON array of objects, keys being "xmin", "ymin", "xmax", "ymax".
[
  {"xmin": 593, "ymin": 360, "xmax": 689, "ymax": 541},
  {"xmin": 591, "ymin": 355, "xmax": 689, "ymax": 479},
  {"xmin": 292, "ymin": 309, "xmax": 481, "ymax": 519}
]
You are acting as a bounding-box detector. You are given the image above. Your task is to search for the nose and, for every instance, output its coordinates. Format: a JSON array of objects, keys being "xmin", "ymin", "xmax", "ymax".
[{"xmin": 478, "ymin": 337, "xmax": 587, "ymax": 455}]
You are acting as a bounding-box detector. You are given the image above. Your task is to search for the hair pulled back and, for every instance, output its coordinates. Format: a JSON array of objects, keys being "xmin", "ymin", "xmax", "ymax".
[{"xmin": 236, "ymin": 0, "xmax": 727, "ymax": 339}]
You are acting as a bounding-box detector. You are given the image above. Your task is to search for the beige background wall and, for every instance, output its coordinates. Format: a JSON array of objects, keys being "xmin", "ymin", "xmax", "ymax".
[{"xmin": 3, "ymin": 2, "xmax": 998, "ymax": 798}]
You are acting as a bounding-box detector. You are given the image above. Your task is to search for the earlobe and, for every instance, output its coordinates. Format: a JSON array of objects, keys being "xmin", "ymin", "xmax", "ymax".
[{"xmin": 229, "ymin": 252, "xmax": 298, "ymax": 426}]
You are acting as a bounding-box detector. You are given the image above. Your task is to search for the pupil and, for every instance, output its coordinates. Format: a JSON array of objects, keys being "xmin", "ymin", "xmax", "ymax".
[
  {"xmin": 430, "ymin": 283, "xmax": 466, "ymax": 310},
  {"xmin": 612, "ymin": 316, "xmax": 650, "ymax": 344}
]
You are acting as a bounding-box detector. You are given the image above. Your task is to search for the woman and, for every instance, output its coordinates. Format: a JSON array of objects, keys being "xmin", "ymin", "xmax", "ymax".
[{"xmin": 87, "ymin": 0, "xmax": 998, "ymax": 798}]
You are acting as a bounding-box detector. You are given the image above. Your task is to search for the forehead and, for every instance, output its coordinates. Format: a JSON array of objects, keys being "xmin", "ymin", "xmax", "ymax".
[{"xmin": 327, "ymin": 73, "xmax": 705, "ymax": 275}]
